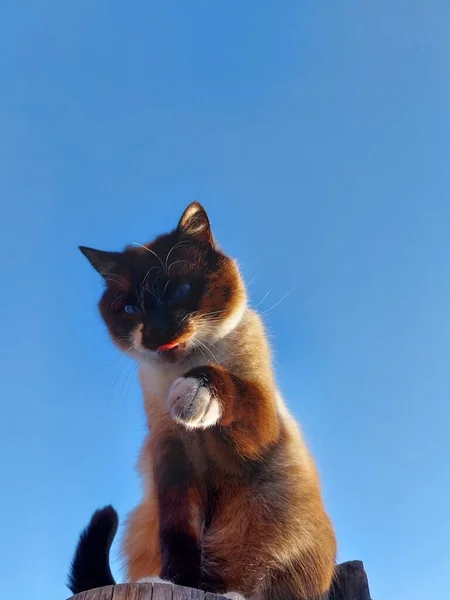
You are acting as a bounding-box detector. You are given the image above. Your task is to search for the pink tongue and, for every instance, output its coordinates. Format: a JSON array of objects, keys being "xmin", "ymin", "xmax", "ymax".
[{"xmin": 157, "ymin": 341, "xmax": 180, "ymax": 352}]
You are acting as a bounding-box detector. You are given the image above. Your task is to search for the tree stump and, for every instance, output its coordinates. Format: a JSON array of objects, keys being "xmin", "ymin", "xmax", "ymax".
[
  {"xmin": 327, "ymin": 561, "xmax": 372, "ymax": 600},
  {"xmin": 67, "ymin": 582, "xmax": 226, "ymax": 600},
  {"xmin": 66, "ymin": 561, "xmax": 372, "ymax": 600}
]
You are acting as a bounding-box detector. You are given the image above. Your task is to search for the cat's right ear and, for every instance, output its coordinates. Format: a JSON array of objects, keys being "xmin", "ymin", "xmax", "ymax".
[{"xmin": 79, "ymin": 246, "xmax": 123, "ymax": 278}]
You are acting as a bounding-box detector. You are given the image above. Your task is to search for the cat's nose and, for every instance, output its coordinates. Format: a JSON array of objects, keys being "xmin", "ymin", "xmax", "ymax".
[
  {"xmin": 141, "ymin": 326, "xmax": 165, "ymax": 351},
  {"xmin": 141, "ymin": 315, "xmax": 179, "ymax": 352},
  {"xmin": 151, "ymin": 306, "xmax": 167, "ymax": 330}
]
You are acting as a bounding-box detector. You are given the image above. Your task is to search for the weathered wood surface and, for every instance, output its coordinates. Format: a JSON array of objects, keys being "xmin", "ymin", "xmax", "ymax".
[
  {"xmin": 67, "ymin": 582, "xmax": 228, "ymax": 600},
  {"xmin": 327, "ymin": 561, "xmax": 372, "ymax": 600},
  {"xmin": 66, "ymin": 561, "xmax": 372, "ymax": 600}
]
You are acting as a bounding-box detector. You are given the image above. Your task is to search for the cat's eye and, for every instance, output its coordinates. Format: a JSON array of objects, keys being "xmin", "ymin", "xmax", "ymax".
[
  {"xmin": 171, "ymin": 283, "xmax": 191, "ymax": 302},
  {"xmin": 124, "ymin": 304, "xmax": 139, "ymax": 315}
]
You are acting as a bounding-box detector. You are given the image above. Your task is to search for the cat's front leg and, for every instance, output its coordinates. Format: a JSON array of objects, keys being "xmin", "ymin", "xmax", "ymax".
[
  {"xmin": 167, "ymin": 365, "xmax": 281, "ymax": 458},
  {"xmin": 153, "ymin": 435, "xmax": 202, "ymax": 588},
  {"xmin": 167, "ymin": 375, "xmax": 222, "ymax": 429}
]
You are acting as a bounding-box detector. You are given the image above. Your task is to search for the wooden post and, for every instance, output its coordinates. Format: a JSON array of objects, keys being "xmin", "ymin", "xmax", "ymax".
[
  {"xmin": 327, "ymin": 561, "xmax": 372, "ymax": 600},
  {"xmin": 66, "ymin": 561, "xmax": 372, "ymax": 600},
  {"xmin": 66, "ymin": 582, "xmax": 227, "ymax": 600}
]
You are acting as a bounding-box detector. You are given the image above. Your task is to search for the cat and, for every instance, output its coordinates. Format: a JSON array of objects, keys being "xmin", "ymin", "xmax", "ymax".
[{"xmin": 70, "ymin": 202, "xmax": 336, "ymax": 599}]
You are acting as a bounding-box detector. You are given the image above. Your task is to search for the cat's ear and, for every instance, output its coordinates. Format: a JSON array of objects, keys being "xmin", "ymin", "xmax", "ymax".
[
  {"xmin": 79, "ymin": 246, "xmax": 123, "ymax": 277},
  {"xmin": 177, "ymin": 202, "xmax": 213, "ymax": 245}
]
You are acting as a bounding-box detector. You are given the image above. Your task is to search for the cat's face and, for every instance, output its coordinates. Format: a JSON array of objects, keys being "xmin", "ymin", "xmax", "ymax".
[{"xmin": 80, "ymin": 203, "xmax": 246, "ymax": 363}]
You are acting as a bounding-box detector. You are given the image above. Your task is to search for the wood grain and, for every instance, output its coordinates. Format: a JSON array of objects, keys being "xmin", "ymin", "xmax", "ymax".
[
  {"xmin": 187, "ymin": 588, "xmax": 205, "ymax": 600},
  {"xmin": 327, "ymin": 561, "xmax": 372, "ymax": 600},
  {"xmin": 66, "ymin": 560, "xmax": 372, "ymax": 600},
  {"xmin": 204, "ymin": 594, "xmax": 228, "ymax": 600},
  {"xmin": 112, "ymin": 583, "xmax": 152, "ymax": 600},
  {"xmin": 68, "ymin": 587, "xmax": 114, "ymax": 600},
  {"xmin": 151, "ymin": 582, "xmax": 173, "ymax": 600}
]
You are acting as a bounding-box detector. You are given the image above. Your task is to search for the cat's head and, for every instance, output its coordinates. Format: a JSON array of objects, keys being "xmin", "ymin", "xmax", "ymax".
[{"xmin": 80, "ymin": 202, "xmax": 246, "ymax": 363}]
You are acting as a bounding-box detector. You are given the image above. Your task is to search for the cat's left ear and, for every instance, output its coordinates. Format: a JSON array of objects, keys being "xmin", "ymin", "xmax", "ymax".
[
  {"xmin": 79, "ymin": 246, "xmax": 123, "ymax": 278},
  {"xmin": 177, "ymin": 202, "xmax": 214, "ymax": 245}
]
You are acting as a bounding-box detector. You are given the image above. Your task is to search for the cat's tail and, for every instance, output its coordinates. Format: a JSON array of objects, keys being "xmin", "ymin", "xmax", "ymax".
[{"xmin": 67, "ymin": 505, "xmax": 118, "ymax": 594}]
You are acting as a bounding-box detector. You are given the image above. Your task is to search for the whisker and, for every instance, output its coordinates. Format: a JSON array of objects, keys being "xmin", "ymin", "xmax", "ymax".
[
  {"xmin": 253, "ymin": 290, "xmax": 271, "ymax": 310},
  {"xmin": 124, "ymin": 363, "xmax": 138, "ymax": 408},
  {"xmin": 192, "ymin": 340, "xmax": 209, "ymax": 364},
  {"xmin": 181, "ymin": 311, "xmax": 197, "ymax": 324},
  {"xmin": 104, "ymin": 273, "xmax": 127, "ymax": 282},
  {"xmin": 195, "ymin": 338, "xmax": 219, "ymax": 364},
  {"xmin": 168, "ymin": 259, "xmax": 188, "ymax": 273},
  {"xmin": 198, "ymin": 309, "xmax": 227, "ymax": 318},
  {"xmin": 194, "ymin": 316, "xmax": 229, "ymax": 325},
  {"xmin": 91, "ymin": 354, "xmax": 125, "ymax": 376},
  {"xmin": 110, "ymin": 292, "xmax": 126, "ymax": 311},
  {"xmin": 259, "ymin": 290, "xmax": 292, "ymax": 315},
  {"xmin": 132, "ymin": 241, "xmax": 166, "ymax": 273},
  {"xmin": 105, "ymin": 274, "xmax": 128, "ymax": 288},
  {"xmin": 142, "ymin": 266, "xmax": 162, "ymax": 290},
  {"xmin": 165, "ymin": 241, "xmax": 192, "ymax": 272},
  {"xmin": 245, "ymin": 271, "xmax": 260, "ymax": 288},
  {"xmin": 108, "ymin": 355, "xmax": 131, "ymax": 402},
  {"xmin": 120, "ymin": 361, "xmax": 138, "ymax": 412}
]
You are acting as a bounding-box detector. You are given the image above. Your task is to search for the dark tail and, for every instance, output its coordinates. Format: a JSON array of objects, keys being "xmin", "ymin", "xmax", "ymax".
[{"xmin": 67, "ymin": 505, "xmax": 118, "ymax": 594}]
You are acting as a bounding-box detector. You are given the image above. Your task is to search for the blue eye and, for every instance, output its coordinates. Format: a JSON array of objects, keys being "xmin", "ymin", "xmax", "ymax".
[
  {"xmin": 124, "ymin": 304, "xmax": 139, "ymax": 315},
  {"xmin": 172, "ymin": 283, "xmax": 191, "ymax": 302}
]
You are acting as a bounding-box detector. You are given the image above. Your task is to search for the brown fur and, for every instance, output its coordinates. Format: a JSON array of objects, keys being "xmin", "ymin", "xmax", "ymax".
[{"xmin": 80, "ymin": 202, "xmax": 336, "ymax": 599}]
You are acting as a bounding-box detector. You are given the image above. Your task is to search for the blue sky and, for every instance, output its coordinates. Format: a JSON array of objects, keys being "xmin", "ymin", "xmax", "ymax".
[{"xmin": 1, "ymin": 2, "xmax": 449, "ymax": 599}]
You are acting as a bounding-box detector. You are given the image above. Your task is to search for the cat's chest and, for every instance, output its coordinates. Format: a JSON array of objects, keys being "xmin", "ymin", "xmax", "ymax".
[
  {"xmin": 139, "ymin": 361, "xmax": 183, "ymax": 402},
  {"xmin": 138, "ymin": 355, "xmax": 208, "ymax": 408}
]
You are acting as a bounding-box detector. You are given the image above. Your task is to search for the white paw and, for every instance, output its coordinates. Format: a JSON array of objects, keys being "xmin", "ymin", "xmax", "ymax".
[
  {"xmin": 167, "ymin": 377, "xmax": 222, "ymax": 429},
  {"xmin": 224, "ymin": 593, "xmax": 247, "ymax": 600},
  {"xmin": 137, "ymin": 576, "xmax": 172, "ymax": 585}
]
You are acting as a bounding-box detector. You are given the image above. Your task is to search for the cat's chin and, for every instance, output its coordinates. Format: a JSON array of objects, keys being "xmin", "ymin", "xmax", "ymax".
[
  {"xmin": 133, "ymin": 345, "xmax": 192, "ymax": 365},
  {"xmin": 155, "ymin": 347, "xmax": 191, "ymax": 364},
  {"xmin": 156, "ymin": 342, "xmax": 190, "ymax": 363}
]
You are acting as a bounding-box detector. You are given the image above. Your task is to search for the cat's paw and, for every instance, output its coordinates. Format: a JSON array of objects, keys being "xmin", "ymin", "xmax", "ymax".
[{"xmin": 167, "ymin": 377, "xmax": 222, "ymax": 429}]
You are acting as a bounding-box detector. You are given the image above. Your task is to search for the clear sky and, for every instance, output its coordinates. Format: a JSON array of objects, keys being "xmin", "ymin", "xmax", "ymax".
[{"xmin": 1, "ymin": 2, "xmax": 449, "ymax": 600}]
